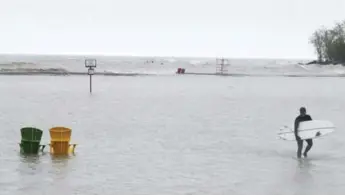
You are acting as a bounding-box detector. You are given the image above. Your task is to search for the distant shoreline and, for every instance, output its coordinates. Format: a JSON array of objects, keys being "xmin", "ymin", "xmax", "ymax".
[
  {"xmin": 303, "ymin": 60, "xmax": 345, "ymax": 66},
  {"xmin": 0, "ymin": 71, "xmax": 147, "ymax": 76},
  {"xmin": 0, "ymin": 71, "xmax": 344, "ymax": 78}
]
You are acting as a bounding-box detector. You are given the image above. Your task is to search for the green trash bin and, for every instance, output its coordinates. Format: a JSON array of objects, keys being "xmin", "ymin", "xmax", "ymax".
[{"xmin": 19, "ymin": 127, "xmax": 45, "ymax": 154}]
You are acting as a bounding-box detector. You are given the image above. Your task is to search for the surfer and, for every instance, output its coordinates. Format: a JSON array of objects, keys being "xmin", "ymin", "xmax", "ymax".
[{"xmin": 294, "ymin": 107, "xmax": 313, "ymax": 158}]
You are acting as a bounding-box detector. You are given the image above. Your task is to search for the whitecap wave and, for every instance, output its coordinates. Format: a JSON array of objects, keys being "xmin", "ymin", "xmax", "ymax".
[{"xmin": 0, "ymin": 56, "xmax": 344, "ymax": 77}]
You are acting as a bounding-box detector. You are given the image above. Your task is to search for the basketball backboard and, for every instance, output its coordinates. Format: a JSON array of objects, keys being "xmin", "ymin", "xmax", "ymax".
[{"xmin": 85, "ymin": 59, "xmax": 97, "ymax": 68}]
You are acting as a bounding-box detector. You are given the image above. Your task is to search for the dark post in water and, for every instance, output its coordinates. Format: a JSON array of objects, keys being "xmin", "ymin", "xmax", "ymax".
[{"xmin": 85, "ymin": 59, "xmax": 97, "ymax": 93}]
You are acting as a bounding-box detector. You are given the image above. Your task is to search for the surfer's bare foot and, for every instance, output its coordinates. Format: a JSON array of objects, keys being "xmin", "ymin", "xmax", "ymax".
[{"xmin": 303, "ymin": 153, "xmax": 308, "ymax": 158}]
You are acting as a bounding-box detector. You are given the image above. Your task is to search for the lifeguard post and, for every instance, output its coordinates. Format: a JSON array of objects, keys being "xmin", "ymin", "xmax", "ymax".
[
  {"xmin": 49, "ymin": 127, "xmax": 77, "ymax": 155},
  {"xmin": 216, "ymin": 58, "xmax": 230, "ymax": 75}
]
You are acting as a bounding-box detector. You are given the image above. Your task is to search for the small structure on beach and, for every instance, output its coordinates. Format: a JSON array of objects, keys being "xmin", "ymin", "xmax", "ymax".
[
  {"xmin": 175, "ymin": 58, "xmax": 230, "ymax": 76},
  {"xmin": 216, "ymin": 58, "xmax": 230, "ymax": 75},
  {"xmin": 176, "ymin": 68, "xmax": 186, "ymax": 74}
]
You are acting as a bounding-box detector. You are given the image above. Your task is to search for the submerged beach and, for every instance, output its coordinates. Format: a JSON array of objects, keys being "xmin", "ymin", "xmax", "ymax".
[{"xmin": 0, "ymin": 55, "xmax": 345, "ymax": 195}]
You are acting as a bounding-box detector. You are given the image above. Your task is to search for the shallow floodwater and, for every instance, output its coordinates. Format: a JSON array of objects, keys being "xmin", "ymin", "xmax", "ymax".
[{"xmin": 0, "ymin": 75, "xmax": 345, "ymax": 195}]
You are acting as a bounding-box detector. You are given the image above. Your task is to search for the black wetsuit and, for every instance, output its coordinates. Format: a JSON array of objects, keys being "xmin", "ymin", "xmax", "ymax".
[{"xmin": 294, "ymin": 114, "xmax": 312, "ymax": 158}]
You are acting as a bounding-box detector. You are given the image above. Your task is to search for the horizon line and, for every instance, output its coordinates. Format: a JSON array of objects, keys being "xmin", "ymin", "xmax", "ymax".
[{"xmin": 0, "ymin": 52, "xmax": 314, "ymax": 61}]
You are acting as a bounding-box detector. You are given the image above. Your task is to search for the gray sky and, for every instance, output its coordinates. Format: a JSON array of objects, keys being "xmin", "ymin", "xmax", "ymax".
[{"xmin": 1, "ymin": 0, "xmax": 345, "ymax": 59}]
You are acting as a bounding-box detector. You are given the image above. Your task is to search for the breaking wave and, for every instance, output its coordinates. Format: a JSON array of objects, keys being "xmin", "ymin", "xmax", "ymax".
[{"xmin": 0, "ymin": 56, "xmax": 344, "ymax": 77}]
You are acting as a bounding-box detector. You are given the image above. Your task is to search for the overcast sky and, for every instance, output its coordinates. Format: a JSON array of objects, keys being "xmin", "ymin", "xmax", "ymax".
[{"xmin": 1, "ymin": 0, "xmax": 345, "ymax": 59}]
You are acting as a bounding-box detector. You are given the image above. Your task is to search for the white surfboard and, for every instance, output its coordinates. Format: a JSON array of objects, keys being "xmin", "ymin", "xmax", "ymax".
[{"xmin": 278, "ymin": 120, "xmax": 335, "ymax": 141}]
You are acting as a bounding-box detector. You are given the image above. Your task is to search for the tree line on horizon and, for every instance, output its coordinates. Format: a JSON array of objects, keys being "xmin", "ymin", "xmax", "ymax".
[{"xmin": 309, "ymin": 20, "xmax": 345, "ymax": 64}]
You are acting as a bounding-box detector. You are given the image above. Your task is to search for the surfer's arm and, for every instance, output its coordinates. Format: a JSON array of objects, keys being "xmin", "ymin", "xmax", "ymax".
[{"xmin": 294, "ymin": 119, "xmax": 299, "ymax": 138}]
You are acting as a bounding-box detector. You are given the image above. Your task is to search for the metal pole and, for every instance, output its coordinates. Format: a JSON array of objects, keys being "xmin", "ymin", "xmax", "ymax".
[
  {"xmin": 85, "ymin": 59, "xmax": 96, "ymax": 94},
  {"xmin": 90, "ymin": 74, "xmax": 92, "ymax": 93}
]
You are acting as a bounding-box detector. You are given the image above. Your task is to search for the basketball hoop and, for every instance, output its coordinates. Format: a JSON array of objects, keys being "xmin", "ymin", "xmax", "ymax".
[{"xmin": 88, "ymin": 68, "xmax": 95, "ymax": 75}]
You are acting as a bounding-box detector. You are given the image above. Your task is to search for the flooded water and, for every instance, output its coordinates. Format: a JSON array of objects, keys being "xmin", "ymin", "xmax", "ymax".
[{"xmin": 0, "ymin": 75, "xmax": 344, "ymax": 195}]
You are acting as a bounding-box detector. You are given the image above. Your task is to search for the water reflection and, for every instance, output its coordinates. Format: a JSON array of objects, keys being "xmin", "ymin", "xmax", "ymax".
[
  {"xmin": 14, "ymin": 153, "xmax": 47, "ymax": 193},
  {"xmin": 19, "ymin": 153, "xmax": 40, "ymax": 163},
  {"xmin": 13, "ymin": 153, "xmax": 77, "ymax": 194},
  {"xmin": 292, "ymin": 158, "xmax": 317, "ymax": 195},
  {"xmin": 18, "ymin": 153, "xmax": 44, "ymax": 171},
  {"xmin": 296, "ymin": 158, "xmax": 314, "ymax": 178},
  {"xmin": 50, "ymin": 154, "xmax": 74, "ymax": 167},
  {"xmin": 49, "ymin": 154, "xmax": 76, "ymax": 178},
  {"xmin": 16, "ymin": 149, "xmax": 77, "ymax": 172}
]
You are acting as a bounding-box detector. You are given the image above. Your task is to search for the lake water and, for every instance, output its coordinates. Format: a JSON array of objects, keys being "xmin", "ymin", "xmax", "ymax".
[{"xmin": 0, "ymin": 72, "xmax": 344, "ymax": 195}]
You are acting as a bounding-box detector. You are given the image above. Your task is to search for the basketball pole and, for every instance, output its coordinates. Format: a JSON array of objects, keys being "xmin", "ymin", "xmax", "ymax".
[
  {"xmin": 85, "ymin": 59, "xmax": 96, "ymax": 94},
  {"xmin": 89, "ymin": 74, "xmax": 92, "ymax": 93}
]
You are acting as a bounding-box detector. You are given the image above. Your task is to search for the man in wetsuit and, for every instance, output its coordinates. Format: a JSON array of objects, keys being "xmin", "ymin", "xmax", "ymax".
[{"xmin": 294, "ymin": 107, "xmax": 313, "ymax": 158}]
